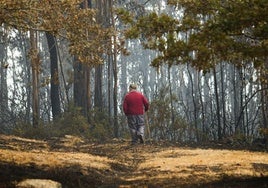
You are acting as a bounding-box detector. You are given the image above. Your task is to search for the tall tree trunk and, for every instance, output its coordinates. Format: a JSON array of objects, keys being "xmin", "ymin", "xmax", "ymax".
[
  {"xmin": 74, "ymin": 59, "xmax": 91, "ymax": 119},
  {"xmin": 111, "ymin": 4, "xmax": 118, "ymax": 137},
  {"xmin": 220, "ymin": 62, "xmax": 227, "ymax": 137},
  {"xmin": 20, "ymin": 33, "xmax": 32, "ymax": 124},
  {"xmin": 30, "ymin": 30, "xmax": 40, "ymax": 127},
  {"xmin": 94, "ymin": 0, "xmax": 104, "ymax": 111},
  {"xmin": 94, "ymin": 65, "xmax": 103, "ymax": 110},
  {"xmin": 187, "ymin": 65, "xmax": 199, "ymax": 141},
  {"xmin": 213, "ymin": 67, "xmax": 222, "ymax": 140},
  {"xmin": 113, "ymin": 52, "xmax": 119, "ymax": 138},
  {"xmin": 234, "ymin": 66, "xmax": 243, "ymax": 134},
  {"xmin": 46, "ymin": 32, "xmax": 61, "ymax": 119},
  {"xmin": 120, "ymin": 54, "xmax": 127, "ymax": 99},
  {"xmin": 198, "ymin": 72, "xmax": 206, "ymax": 141},
  {"xmin": 168, "ymin": 66, "xmax": 175, "ymax": 140},
  {"xmin": 261, "ymin": 58, "xmax": 268, "ymax": 135},
  {"xmin": 100, "ymin": 0, "xmax": 118, "ymax": 137},
  {"xmin": 107, "ymin": 54, "xmax": 113, "ymax": 130},
  {"xmin": 74, "ymin": 0, "xmax": 92, "ymax": 121},
  {"xmin": 0, "ymin": 28, "xmax": 8, "ymax": 128},
  {"xmin": 94, "ymin": 0, "xmax": 113, "ymax": 111}
]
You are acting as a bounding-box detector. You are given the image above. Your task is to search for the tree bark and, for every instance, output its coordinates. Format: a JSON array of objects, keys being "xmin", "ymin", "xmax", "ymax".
[
  {"xmin": 261, "ymin": 58, "xmax": 268, "ymax": 132},
  {"xmin": 73, "ymin": 58, "xmax": 91, "ymax": 119},
  {"xmin": 187, "ymin": 65, "xmax": 199, "ymax": 141},
  {"xmin": 30, "ymin": 30, "xmax": 40, "ymax": 127},
  {"xmin": 0, "ymin": 29, "xmax": 8, "ymax": 127},
  {"xmin": 213, "ymin": 67, "xmax": 222, "ymax": 140},
  {"xmin": 94, "ymin": 65, "xmax": 103, "ymax": 110},
  {"xmin": 73, "ymin": 0, "xmax": 92, "ymax": 121},
  {"xmin": 220, "ymin": 62, "xmax": 227, "ymax": 137},
  {"xmin": 46, "ymin": 32, "xmax": 61, "ymax": 119}
]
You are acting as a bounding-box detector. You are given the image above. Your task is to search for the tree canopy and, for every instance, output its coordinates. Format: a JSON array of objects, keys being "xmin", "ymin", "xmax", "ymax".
[
  {"xmin": 118, "ymin": 0, "xmax": 268, "ymax": 70},
  {"xmin": 0, "ymin": 0, "xmax": 112, "ymax": 64}
]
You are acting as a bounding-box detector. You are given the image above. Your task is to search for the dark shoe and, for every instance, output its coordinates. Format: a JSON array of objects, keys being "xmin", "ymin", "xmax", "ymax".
[
  {"xmin": 130, "ymin": 140, "xmax": 138, "ymax": 146},
  {"xmin": 138, "ymin": 135, "xmax": 144, "ymax": 144}
]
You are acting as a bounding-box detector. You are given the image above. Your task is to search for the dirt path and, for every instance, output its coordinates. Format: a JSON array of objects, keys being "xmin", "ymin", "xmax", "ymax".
[{"xmin": 0, "ymin": 135, "xmax": 268, "ymax": 187}]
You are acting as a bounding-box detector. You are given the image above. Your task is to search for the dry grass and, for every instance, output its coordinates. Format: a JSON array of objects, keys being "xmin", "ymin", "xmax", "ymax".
[
  {"xmin": 0, "ymin": 134, "xmax": 268, "ymax": 187},
  {"xmin": 138, "ymin": 148, "xmax": 268, "ymax": 185}
]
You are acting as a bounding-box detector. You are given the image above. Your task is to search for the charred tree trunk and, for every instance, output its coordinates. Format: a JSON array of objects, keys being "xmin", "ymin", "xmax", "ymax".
[
  {"xmin": 94, "ymin": 64, "xmax": 103, "ymax": 110},
  {"xmin": 73, "ymin": 58, "xmax": 91, "ymax": 120},
  {"xmin": 46, "ymin": 32, "xmax": 61, "ymax": 119}
]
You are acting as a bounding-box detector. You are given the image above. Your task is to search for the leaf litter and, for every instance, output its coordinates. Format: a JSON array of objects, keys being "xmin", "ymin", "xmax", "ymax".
[{"xmin": 0, "ymin": 134, "xmax": 267, "ymax": 187}]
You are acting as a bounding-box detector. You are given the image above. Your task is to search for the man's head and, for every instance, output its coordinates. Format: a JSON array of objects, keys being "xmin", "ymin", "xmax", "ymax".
[{"xmin": 129, "ymin": 83, "xmax": 137, "ymax": 90}]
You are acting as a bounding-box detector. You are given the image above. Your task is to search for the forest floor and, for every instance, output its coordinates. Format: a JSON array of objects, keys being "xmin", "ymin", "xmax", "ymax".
[{"xmin": 0, "ymin": 134, "xmax": 268, "ymax": 188}]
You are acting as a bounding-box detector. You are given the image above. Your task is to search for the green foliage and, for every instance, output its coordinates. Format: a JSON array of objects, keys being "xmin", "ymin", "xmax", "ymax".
[
  {"xmin": 260, "ymin": 128, "xmax": 268, "ymax": 138},
  {"xmin": 1, "ymin": 0, "xmax": 112, "ymax": 65},
  {"xmin": 53, "ymin": 106, "xmax": 89, "ymax": 138},
  {"xmin": 88, "ymin": 109, "xmax": 113, "ymax": 142},
  {"xmin": 121, "ymin": 0, "xmax": 268, "ymax": 71},
  {"xmin": 12, "ymin": 122, "xmax": 49, "ymax": 139},
  {"xmin": 148, "ymin": 87, "xmax": 189, "ymax": 141},
  {"xmin": 12, "ymin": 106, "xmax": 113, "ymax": 142},
  {"xmin": 115, "ymin": 8, "xmax": 135, "ymax": 25},
  {"xmin": 12, "ymin": 106, "xmax": 89, "ymax": 139},
  {"xmin": 231, "ymin": 133, "xmax": 250, "ymax": 147}
]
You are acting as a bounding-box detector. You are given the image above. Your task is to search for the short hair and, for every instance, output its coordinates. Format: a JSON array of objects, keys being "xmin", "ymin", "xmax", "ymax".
[{"xmin": 129, "ymin": 83, "xmax": 137, "ymax": 89}]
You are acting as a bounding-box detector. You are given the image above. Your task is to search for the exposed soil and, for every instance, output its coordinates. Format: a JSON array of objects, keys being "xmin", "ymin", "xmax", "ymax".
[{"xmin": 0, "ymin": 134, "xmax": 267, "ymax": 188}]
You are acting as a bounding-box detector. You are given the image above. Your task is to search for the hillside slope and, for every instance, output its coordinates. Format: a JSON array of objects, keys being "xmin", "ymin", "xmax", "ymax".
[{"xmin": 0, "ymin": 134, "xmax": 267, "ymax": 187}]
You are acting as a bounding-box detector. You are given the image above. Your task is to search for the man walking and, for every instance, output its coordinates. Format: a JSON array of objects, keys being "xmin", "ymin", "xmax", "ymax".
[{"xmin": 123, "ymin": 84, "xmax": 149, "ymax": 145}]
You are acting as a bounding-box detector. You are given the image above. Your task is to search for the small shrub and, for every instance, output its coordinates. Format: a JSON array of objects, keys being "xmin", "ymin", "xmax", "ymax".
[
  {"xmin": 11, "ymin": 105, "xmax": 89, "ymax": 139},
  {"xmin": 260, "ymin": 128, "xmax": 268, "ymax": 138},
  {"xmin": 52, "ymin": 114, "xmax": 89, "ymax": 138},
  {"xmin": 11, "ymin": 106, "xmax": 114, "ymax": 142},
  {"xmin": 88, "ymin": 109, "xmax": 113, "ymax": 142}
]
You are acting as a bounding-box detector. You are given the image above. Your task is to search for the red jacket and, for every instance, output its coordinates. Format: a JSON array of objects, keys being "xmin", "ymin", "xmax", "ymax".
[{"xmin": 123, "ymin": 91, "xmax": 149, "ymax": 115}]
